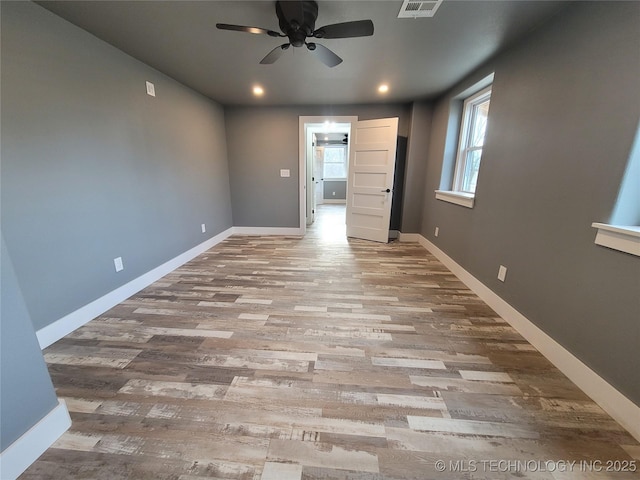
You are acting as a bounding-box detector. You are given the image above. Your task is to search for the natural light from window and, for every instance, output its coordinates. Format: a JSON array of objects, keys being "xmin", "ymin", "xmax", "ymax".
[
  {"xmin": 435, "ymin": 74, "xmax": 494, "ymax": 209},
  {"xmin": 454, "ymin": 86, "xmax": 491, "ymax": 194},
  {"xmin": 323, "ymin": 146, "xmax": 347, "ymax": 179},
  {"xmin": 592, "ymin": 121, "xmax": 640, "ymax": 257}
]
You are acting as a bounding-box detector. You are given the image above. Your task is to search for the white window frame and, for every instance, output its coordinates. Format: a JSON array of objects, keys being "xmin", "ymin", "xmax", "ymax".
[
  {"xmin": 592, "ymin": 223, "xmax": 640, "ymax": 257},
  {"xmin": 452, "ymin": 86, "xmax": 492, "ymax": 195},
  {"xmin": 322, "ymin": 145, "xmax": 348, "ymax": 180}
]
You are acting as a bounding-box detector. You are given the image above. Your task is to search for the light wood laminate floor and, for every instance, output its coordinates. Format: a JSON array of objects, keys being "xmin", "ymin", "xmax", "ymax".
[{"xmin": 22, "ymin": 205, "xmax": 639, "ymax": 479}]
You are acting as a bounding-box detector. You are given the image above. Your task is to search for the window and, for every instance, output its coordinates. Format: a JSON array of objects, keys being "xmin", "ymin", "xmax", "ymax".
[
  {"xmin": 453, "ymin": 86, "xmax": 491, "ymax": 194},
  {"xmin": 323, "ymin": 146, "xmax": 348, "ymax": 179},
  {"xmin": 435, "ymin": 80, "xmax": 492, "ymax": 209},
  {"xmin": 591, "ymin": 124, "xmax": 640, "ymax": 257}
]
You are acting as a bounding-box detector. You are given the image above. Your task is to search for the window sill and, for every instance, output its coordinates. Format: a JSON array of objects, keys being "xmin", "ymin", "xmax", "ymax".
[
  {"xmin": 592, "ymin": 223, "xmax": 640, "ymax": 257},
  {"xmin": 435, "ymin": 190, "xmax": 475, "ymax": 208}
]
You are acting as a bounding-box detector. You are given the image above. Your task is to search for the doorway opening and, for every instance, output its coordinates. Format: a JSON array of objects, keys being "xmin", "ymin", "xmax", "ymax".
[
  {"xmin": 299, "ymin": 116, "xmax": 400, "ymax": 243},
  {"xmin": 298, "ymin": 116, "xmax": 357, "ymax": 235}
]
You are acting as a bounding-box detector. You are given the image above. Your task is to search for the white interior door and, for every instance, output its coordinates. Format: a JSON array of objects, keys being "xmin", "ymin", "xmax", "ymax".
[
  {"xmin": 314, "ymin": 146, "xmax": 324, "ymax": 206},
  {"xmin": 346, "ymin": 117, "xmax": 399, "ymax": 243}
]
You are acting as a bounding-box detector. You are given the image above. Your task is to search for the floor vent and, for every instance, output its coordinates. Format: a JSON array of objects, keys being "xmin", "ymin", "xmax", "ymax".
[{"xmin": 398, "ymin": 0, "xmax": 443, "ymax": 18}]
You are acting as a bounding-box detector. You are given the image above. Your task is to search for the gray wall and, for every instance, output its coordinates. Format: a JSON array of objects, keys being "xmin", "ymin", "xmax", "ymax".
[
  {"xmin": 323, "ymin": 181, "xmax": 346, "ymax": 201},
  {"xmin": 1, "ymin": 235, "xmax": 60, "ymax": 451},
  {"xmin": 225, "ymin": 104, "xmax": 412, "ymax": 228},
  {"xmin": 403, "ymin": 102, "xmax": 433, "ymax": 233},
  {"xmin": 419, "ymin": 2, "xmax": 640, "ymax": 404},
  {"xmin": 1, "ymin": 1, "xmax": 233, "ymax": 332}
]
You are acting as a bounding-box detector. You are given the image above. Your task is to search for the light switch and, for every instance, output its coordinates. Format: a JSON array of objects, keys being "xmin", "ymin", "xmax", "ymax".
[{"xmin": 280, "ymin": 169, "xmax": 290, "ymax": 178}]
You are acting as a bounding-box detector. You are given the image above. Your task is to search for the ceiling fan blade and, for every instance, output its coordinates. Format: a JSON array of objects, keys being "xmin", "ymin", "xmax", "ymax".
[
  {"xmin": 216, "ymin": 23, "xmax": 282, "ymax": 37},
  {"xmin": 260, "ymin": 44, "xmax": 290, "ymax": 64},
  {"xmin": 307, "ymin": 43, "xmax": 342, "ymax": 68},
  {"xmin": 313, "ymin": 20, "xmax": 374, "ymax": 39}
]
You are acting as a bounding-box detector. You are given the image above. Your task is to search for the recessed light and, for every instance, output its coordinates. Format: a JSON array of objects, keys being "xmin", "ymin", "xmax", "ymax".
[
  {"xmin": 378, "ymin": 84, "xmax": 389, "ymax": 94},
  {"xmin": 252, "ymin": 85, "xmax": 264, "ymax": 96}
]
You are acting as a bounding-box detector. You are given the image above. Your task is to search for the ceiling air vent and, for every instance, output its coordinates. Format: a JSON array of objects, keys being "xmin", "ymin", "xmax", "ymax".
[{"xmin": 398, "ymin": 0, "xmax": 443, "ymax": 18}]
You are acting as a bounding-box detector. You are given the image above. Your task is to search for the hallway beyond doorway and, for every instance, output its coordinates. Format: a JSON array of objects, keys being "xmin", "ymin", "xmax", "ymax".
[{"xmin": 308, "ymin": 204, "xmax": 347, "ymax": 244}]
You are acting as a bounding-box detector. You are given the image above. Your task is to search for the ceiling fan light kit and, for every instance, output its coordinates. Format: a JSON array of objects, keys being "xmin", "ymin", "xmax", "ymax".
[{"xmin": 216, "ymin": 0, "xmax": 374, "ymax": 68}]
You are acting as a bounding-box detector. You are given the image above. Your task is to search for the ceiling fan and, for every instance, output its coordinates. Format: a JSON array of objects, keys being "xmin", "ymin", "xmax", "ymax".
[{"xmin": 216, "ymin": 0, "xmax": 374, "ymax": 68}]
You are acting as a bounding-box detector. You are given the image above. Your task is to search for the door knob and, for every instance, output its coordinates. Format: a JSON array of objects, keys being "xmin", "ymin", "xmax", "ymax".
[{"xmin": 381, "ymin": 188, "xmax": 391, "ymax": 193}]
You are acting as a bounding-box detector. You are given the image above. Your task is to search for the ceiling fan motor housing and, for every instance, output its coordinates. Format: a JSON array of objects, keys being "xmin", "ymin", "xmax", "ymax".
[
  {"xmin": 276, "ymin": 0, "xmax": 319, "ymax": 47},
  {"xmin": 216, "ymin": 1, "xmax": 372, "ymax": 67}
]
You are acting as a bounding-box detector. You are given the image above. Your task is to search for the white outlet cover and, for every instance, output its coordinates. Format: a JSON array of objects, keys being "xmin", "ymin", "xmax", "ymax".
[
  {"xmin": 201, "ymin": 223, "xmax": 206, "ymax": 233},
  {"xmin": 435, "ymin": 227, "xmax": 439, "ymax": 237},
  {"xmin": 114, "ymin": 257, "xmax": 124, "ymax": 272},
  {"xmin": 280, "ymin": 169, "xmax": 290, "ymax": 178},
  {"xmin": 146, "ymin": 81, "xmax": 155, "ymax": 97},
  {"xmin": 498, "ymin": 265, "xmax": 507, "ymax": 282}
]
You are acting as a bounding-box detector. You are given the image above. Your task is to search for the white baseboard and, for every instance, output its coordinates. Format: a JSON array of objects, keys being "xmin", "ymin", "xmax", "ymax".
[
  {"xmin": 232, "ymin": 226, "xmax": 303, "ymax": 236},
  {"xmin": 403, "ymin": 233, "xmax": 640, "ymax": 442},
  {"xmin": 36, "ymin": 228, "xmax": 234, "ymax": 349},
  {"xmin": 0, "ymin": 400, "xmax": 71, "ymax": 480},
  {"xmin": 398, "ymin": 232, "xmax": 421, "ymax": 242}
]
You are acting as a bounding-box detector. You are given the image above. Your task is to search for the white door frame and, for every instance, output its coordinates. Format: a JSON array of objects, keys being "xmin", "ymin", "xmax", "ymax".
[{"xmin": 298, "ymin": 116, "xmax": 358, "ymax": 235}]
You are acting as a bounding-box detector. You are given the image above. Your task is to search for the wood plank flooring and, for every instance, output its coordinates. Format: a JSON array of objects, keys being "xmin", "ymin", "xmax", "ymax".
[{"xmin": 21, "ymin": 206, "xmax": 639, "ymax": 479}]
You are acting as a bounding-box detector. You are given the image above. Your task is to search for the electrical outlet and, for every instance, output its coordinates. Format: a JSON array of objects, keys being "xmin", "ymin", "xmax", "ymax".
[
  {"xmin": 435, "ymin": 227, "xmax": 439, "ymax": 237},
  {"xmin": 280, "ymin": 169, "xmax": 290, "ymax": 178},
  {"xmin": 114, "ymin": 257, "xmax": 124, "ymax": 272},
  {"xmin": 332, "ymin": 191, "xmax": 336, "ymax": 196},
  {"xmin": 498, "ymin": 265, "xmax": 507, "ymax": 282},
  {"xmin": 201, "ymin": 223, "xmax": 206, "ymax": 233},
  {"xmin": 146, "ymin": 81, "xmax": 155, "ymax": 97}
]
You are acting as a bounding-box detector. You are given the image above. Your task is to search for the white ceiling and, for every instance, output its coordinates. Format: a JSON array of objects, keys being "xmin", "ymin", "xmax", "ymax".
[{"xmin": 37, "ymin": 0, "xmax": 569, "ymax": 106}]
